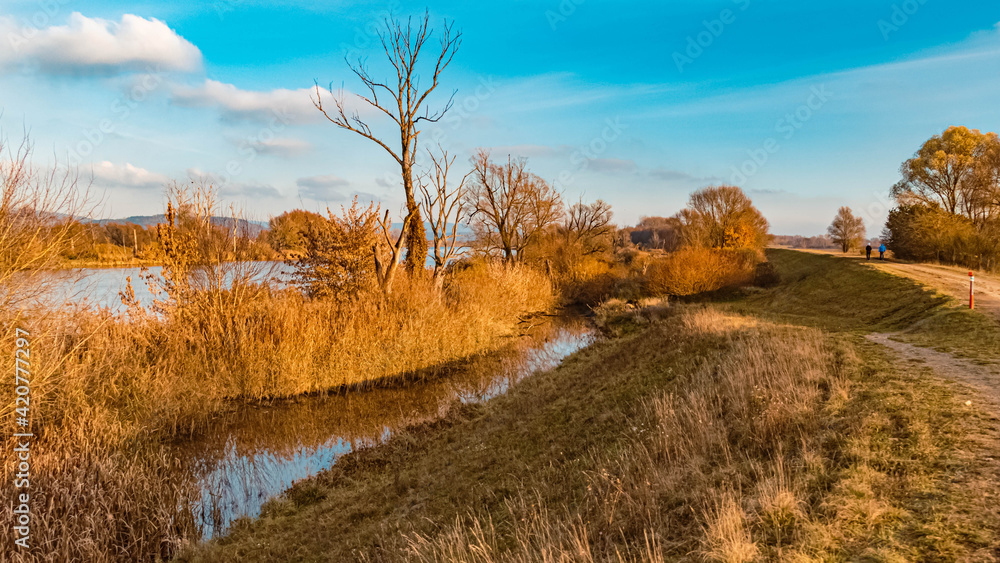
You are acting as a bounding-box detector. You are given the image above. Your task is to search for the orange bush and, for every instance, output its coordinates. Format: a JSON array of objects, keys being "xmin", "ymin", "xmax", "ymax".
[{"xmin": 645, "ymin": 248, "xmax": 758, "ymax": 296}]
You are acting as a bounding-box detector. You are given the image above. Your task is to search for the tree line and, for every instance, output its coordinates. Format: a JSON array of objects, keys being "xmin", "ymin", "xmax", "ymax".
[{"xmin": 828, "ymin": 126, "xmax": 1000, "ymax": 269}]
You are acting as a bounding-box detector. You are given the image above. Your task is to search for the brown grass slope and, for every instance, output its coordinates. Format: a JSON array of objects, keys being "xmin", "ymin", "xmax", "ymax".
[{"xmin": 183, "ymin": 257, "xmax": 1000, "ymax": 562}]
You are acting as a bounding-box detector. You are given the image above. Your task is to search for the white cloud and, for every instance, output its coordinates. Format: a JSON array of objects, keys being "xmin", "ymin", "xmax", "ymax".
[
  {"xmin": 185, "ymin": 167, "xmax": 282, "ymax": 200},
  {"xmin": 375, "ymin": 175, "xmax": 397, "ymax": 189},
  {"xmin": 89, "ymin": 162, "xmax": 169, "ymax": 189},
  {"xmin": 0, "ymin": 13, "xmax": 202, "ymax": 74},
  {"xmin": 171, "ymin": 79, "xmax": 321, "ymax": 124},
  {"xmin": 297, "ymin": 175, "xmax": 349, "ymax": 200}
]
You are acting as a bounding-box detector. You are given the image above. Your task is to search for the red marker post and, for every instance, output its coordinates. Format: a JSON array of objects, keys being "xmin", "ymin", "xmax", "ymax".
[{"xmin": 970, "ymin": 271, "xmax": 975, "ymax": 310}]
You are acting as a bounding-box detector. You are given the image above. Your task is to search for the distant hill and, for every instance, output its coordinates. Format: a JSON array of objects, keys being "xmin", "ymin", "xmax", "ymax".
[{"xmin": 84, "ymin": 215, "xmax": 470, "ymax": 239}]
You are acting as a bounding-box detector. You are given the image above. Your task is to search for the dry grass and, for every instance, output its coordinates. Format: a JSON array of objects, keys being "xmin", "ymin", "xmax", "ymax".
[
  {"xmin": 401, "ymin": 308, "xmax": 840, "ymax": 562},
  {"xmin": 0, "ymin": 440, "xmax": 199, "ymax": 563},
  {"xmin": 5, "ymin": 260, "xmax": 552, "ymax": 436},
  {"xmin": 0, "ymin": 142, "xmax": 556, "ymax": 561},
  {"xmin": 0, "ymin": 261, "xmax": 552, "ymax": 562},
  {"xmin": 191, "ymin": 305, "xmax": 1000, "ymax": 562}
]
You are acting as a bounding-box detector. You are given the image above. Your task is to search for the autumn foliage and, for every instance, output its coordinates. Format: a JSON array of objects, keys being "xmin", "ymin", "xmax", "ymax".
[
  {"xmin": 885, "ymin": 126, "xmax": 1000, "ymax": 270},
  {"xmin": 646, "ymin": 248, "xmax": 759, "ymax": 296},
  {"xmin": 638, "ymin": 186, "xmax": 770, "ymax": 297}
]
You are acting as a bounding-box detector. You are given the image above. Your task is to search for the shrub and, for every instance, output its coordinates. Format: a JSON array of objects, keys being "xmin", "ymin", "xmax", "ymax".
[
  {"xmin": 645, "ymin": 248, "xmax": 758, "ymax": 297},
  {"xmin": 292, "ymin": 198, "xmax": 380, "ymax": 300}
]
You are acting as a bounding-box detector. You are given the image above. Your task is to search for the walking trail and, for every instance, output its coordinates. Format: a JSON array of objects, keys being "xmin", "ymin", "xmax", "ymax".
[
  {"xmin": 784, "ymin": 247, "xmax": 1000, "ymax": 407},
  {"xmin": 866, "ymin": 333, "xmax": 1000, "ymax": 410},
  {"xmin": 787, "ymin": 247, "xmax": 1000, "ymax": 322}
]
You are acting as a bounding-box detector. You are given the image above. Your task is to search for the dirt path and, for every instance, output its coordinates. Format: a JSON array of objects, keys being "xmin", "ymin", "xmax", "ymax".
[
  {"xmin": 871, "ymin": 262, "xmax": 1000, "ymax": 321},
  {"xmin": 867, "ymin": 333, "xmax": 1000, "ymax": 408},
  {"xmin": 781, "ymin": 247, "xmax": 1000, "ymax": 322}
]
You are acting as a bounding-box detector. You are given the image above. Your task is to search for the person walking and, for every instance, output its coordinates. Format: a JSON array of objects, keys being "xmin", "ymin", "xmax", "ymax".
[
  {"xmin": 866, "ymin": 243, "xmax": 872, "ymax": 261},
  {"xmin": 879, "ymin": 243, "xmax": 886, "ymax": 260}
]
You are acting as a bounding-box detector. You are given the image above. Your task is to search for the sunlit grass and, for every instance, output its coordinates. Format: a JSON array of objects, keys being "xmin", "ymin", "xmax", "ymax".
[
  {"xmin": 0, "ymin": 260, "xmax": 553, "ymax": 561},
  {"xmin": 185, "ymin": 306, "xmax": 1000, "ymax": 561}
]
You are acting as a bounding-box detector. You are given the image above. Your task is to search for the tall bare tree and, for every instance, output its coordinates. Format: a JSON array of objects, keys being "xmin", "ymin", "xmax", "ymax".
[
  {"xmin": 313, "ymin": 11, "xmax": 461, "ymax": 275},
  {"xmin": 466, "ymin": 150, "xmax": 564, "ymax": 263},
  {"xmin": 418, "ymin": 146, "xmax": 468, "ymax": 289}
]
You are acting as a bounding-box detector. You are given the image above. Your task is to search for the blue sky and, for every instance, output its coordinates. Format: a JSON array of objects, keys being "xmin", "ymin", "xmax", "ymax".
[{"xmin": 2, "ymin": 0, "xmax": 1000, "ymax": 235}]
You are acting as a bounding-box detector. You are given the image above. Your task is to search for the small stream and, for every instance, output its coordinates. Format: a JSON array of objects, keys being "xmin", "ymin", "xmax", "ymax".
[
  {"xmin": 28, "ymin": 266, "xmax": 598, "ymax": 541},
  {"xmin": 172, "ymin": 316, "xmax": 596, "ymax": 539}
]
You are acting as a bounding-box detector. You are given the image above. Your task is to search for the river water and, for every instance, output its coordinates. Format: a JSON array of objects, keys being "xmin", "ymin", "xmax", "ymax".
[
  {"xmin": 33, "ymin": 262, "xmax": 290, "ymax": 313},
  {"xmin": 179, "ymin": 316, "xmax": 595, "ymax": 538},
  {"xmin": 36, "ymin": 266, "xmax": 597, "ymax": 540}
]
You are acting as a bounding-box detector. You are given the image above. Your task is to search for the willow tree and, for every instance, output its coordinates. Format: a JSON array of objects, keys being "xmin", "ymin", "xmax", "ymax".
[
  {"xmin": 681, "ymin": 185, "xmax": 770, "ymax": 250},
  {"xmin": 891, "ymin": 126, "xmax": 984, "ymax": 218},
  {"xmin": 313, "ymin": 11, "xmax": 461, "ymax": 276}
]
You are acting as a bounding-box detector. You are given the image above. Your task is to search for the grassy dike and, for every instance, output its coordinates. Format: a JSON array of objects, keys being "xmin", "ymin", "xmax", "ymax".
[{"xmin": 181, "ymin": 250, "xmax": 1000, "ymax": 562}]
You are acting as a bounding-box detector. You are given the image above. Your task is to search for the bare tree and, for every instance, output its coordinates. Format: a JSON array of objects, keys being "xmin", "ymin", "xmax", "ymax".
[
  {"xmin": 313, "ymin": 11, "xmax": 461, "ymax": 275},
  {"xmin": 0, "ymin": 136, "xmax": 91, "ymax": 312},
  {"xmin": 373, "ymin": 206, "xmax": 412, "ymax": 294},
  {"xmin": 466, "ymin": 150, "xmax": 563, "ymax": 263},
  {"xmin": 418, "ymin": 146, "xmax": 468, "ymax": 289},
  {"xmin": 562, "ymin": 198, "xmax": 614, "ymax": 253},
  {"xmin": 827, "ymin": 206, "xmax": 866, "ymax": 253}
]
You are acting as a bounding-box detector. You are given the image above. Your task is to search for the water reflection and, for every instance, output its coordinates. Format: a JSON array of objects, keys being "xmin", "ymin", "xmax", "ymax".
[{"xmin": 173, "ymin": 317, "xmax": 596, "ymax": 539}]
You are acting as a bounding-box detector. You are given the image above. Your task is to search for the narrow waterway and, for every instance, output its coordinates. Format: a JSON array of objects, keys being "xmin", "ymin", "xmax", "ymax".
[
  {"xmin": 28, "ymin": 266, "xmax": 597, "ymax": 541},
  {"xmin": 170, "ymin": 315, "xmax": 596, "ymax": 539}
]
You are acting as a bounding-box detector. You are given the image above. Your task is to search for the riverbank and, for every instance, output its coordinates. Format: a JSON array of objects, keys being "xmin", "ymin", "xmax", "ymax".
[
  {"xmin": 57, "ymin": 258, "xmax": 163, "ymax": 270},
  {"xmin": 0, "ymin": 261, "xmax": 555, "ymax": 561},
  {"xmin": 182, "ymin": 249, "xmax": 1000, "ymax": 561}
]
